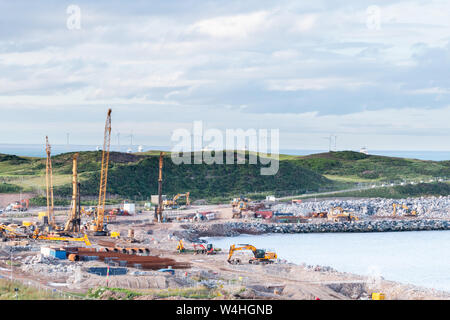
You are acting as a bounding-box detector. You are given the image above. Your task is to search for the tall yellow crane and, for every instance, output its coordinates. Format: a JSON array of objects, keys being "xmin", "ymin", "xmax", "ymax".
[
  {"xmin": 156, "ymin": 152, "xmax": 165, "ymax": 222},
  {"xmin": 64, "ymin": 153, "xmax": 81, "ymax": 232},
  {"xmin": 92, "ymin": 109, "xmax": 112, "ymax": 235},
  {"xmin": 45, "ymin": 136, "xmax": 55, "ymax": 228}
]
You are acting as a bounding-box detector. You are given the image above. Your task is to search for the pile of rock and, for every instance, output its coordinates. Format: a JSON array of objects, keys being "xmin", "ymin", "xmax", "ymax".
[
  {"xmin": 21, "ymin": 254, "xmax": 82, "ymax": 278},
  {"xmin": 185, "ymin": 219, "xmax": 450, "ymax": 237},
  {"xmin": 271, "ymin": 196, "xmax": 450, "ymax": 218}
]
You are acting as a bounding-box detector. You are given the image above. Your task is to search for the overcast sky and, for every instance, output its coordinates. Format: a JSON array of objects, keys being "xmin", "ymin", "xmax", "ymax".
[{"xmin": 0, "ymin": 0, "xmax": 449, "ymax": 151}]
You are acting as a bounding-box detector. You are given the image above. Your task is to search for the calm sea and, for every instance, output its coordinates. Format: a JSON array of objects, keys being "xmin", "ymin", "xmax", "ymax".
[{"xmin": 207, "ymin": 230, "xmax": 450, "ymax": 292}]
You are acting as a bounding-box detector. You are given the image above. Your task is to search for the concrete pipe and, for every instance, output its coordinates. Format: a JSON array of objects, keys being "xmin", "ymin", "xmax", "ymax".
[{"xmin": 68, "ymin": 254, "xmax": 79, "ymax": 261}]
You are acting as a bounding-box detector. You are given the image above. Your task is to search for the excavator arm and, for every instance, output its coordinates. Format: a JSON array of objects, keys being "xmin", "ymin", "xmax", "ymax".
[{"xmin": 228, "ymin": 244, "xmax": 257, "ymax": 262}]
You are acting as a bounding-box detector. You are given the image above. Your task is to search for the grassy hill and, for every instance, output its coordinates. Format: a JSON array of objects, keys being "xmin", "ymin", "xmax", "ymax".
[
  {"xmin": 0, "ymin": 150, "xmax": 448, "ymax": 202},
  {"xmin": 53, "ymin": 152, "xmax": 333, "ymax": 200},
  {"xmin": 289, "ymin": 151, "xmax": 450, "ymax": 182}
]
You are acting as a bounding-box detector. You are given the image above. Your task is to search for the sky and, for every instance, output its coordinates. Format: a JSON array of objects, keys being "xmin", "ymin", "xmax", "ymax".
[{"xmin": 0, "ymin": 0, "xmax": 449, "ymax": 151}]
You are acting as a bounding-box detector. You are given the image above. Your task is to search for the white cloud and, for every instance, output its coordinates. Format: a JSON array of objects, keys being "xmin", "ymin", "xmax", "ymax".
[
  {"xmin": 266, "ymin": 78, "xmax": 372, "ymax": 91},
  {"xmin": 187, "ymin": 10, "xmax": 270, "ymax": 38},
  {"xmin": 290, "ymin": 14, "xmax": 317, "ymax": 32},
  {"xmin": 0, "ymin": 1, "xmax": 449, "ymax": 151}
]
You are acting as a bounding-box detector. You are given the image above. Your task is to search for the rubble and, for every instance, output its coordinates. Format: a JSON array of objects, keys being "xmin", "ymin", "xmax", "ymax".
[
  {"xmin": 272, "ymin": 196, "xmax": 450, "ymax": 218},
  {"xmin": 184, "ymin": 219, "xmax": 450, "ymax": 239}
]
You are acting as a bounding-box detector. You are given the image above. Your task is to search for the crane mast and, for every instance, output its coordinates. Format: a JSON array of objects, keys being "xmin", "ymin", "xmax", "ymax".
[
  {"xmin": 156, "ymin": 152, "xmax": 165, "ymax": 222},
  {"xmin": 64, "ymin": 153, "xmax": 80, "ymax": 232},
  {"xmin": 45, "ymin": 136, "xmax": 55, "ymax": 227},
  {"xmin": 94, "ymin": 108, "xmax": 112, "ymax": 235}
]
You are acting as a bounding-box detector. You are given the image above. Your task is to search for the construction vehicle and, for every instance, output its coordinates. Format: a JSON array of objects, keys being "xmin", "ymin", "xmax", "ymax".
[
  {"xmin": 155, "ymin": 152, "xmax": 165, "ymax": 223},
  {"xmin": 176, "ymin": 239, "xmax": 185, "ymax": 253},
  {"xmin": 176, "ymin": 240, "xmax": 216, "ymax": 255},
  {"xmin": 0, "ymin": 223, "xmax": 91, "ymax": 246},
  {"xmin": 193, "ymin": 243, "xmax": 216, "ymax": 255},
  {"xmin": 231, "ymin": 196, "xmax": 250, "ymax": 209},
  {"xmin": 0, "ymin": 224, "xmax": 30, "ymax": 240},
  {"xmin": 5, "ymin": 199, "xmax": 29, "ymax": 212},
  {"xmin": 108, "ymin": 208, "xmax": 130, "ymax": 216},
  {"xmin": 163, "ymin": 192, "xmax": 190, "ymax": 209},
  {"xmin": 327, "ymin": 207, "xmax": 359, "ymax": 222},
  {"xmin": 392, "ymin": 204, "xmax": 418, "ymax": 217},
  {"xmin": 33, "ymin": 232, "xmax": 92, "ymax": 246},
  {"xmin": 231, "ymin": 196, "xmax": 250, "ymax": 218},
  {"xmin": 227, "ymin": 244, "xmax": 277, "ymax": 265},
  {"xmin": 312, "ymin": 211, "xmax": 328, "ymax": 218},
  {"xmin": 45, "ymin": 136, "xmax": 56, "ymax": 228},
  {"xmin": 91, "ymin": 109, "xmax": 112, "ymax": 236},
  {"xmin": 82, "ymin": 207, "xmax": 95, "ymax": 217},
  {"xmin": 64, "ymin": 153, "xmax": 81, "ymax": 232}
]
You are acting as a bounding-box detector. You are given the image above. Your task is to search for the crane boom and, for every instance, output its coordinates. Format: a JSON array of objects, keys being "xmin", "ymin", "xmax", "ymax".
[
  {"xmin": 94, "ymin": 109, "xmax": 112, "ymax": 234},
  {"xmin": 45, "ymin": 136, "xmax": 55, "ymax": 227}
]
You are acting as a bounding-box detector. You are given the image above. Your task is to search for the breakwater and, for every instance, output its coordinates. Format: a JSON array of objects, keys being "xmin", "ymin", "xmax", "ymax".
[{"xmin": 179, "ymin": 219, "xmax": 450, "ymax": 241}]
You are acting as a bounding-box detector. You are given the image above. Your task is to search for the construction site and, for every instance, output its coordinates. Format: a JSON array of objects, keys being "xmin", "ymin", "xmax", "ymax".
[{"xmin": 0, "ymin": 109, "xmax": 449, "ymax": 300}]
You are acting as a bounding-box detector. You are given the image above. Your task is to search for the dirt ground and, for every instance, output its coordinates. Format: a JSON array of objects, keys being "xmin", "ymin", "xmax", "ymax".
[{"xmin": 0, "ymin": 193, "xmax": 34, "ymax": 208}]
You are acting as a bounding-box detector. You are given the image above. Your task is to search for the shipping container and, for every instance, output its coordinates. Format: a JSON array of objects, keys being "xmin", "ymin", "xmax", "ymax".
[
  {"xmin": 255, "ymin": 211, "xmax": 273, "ymax": 219},
  {"xmin": 49, "ymin": 249, "xmax": 67, "ymax": 259}
]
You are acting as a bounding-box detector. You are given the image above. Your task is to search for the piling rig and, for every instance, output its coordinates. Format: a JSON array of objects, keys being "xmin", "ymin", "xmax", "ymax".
[
  {"xmin": 92, "ymin": 109, "xmax": 112, "ymax": 236},
  {"xmin": 155, "ymin": 151, "xmax": 165, "ymax": 223},
  {"xmin": 45, "ymin": 136, "xmax": 56, "ymax": 228},
  {"xmin": 64, "ymin": 153, "xmax": 81, "ymax": 232}
]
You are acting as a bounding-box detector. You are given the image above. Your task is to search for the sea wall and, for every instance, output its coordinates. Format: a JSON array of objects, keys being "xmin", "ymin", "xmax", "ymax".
[{"xmin": 178, "ymin": 219, "xmax": 450, "ymax": 241}]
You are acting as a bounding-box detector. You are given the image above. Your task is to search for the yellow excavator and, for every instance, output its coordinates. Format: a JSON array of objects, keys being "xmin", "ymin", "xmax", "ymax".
[
  {"xmin": 163, "ymin": 192, "xmax": 190, "ymax": 209},
  {"xmin": 392, "ymin": 204, "xmax": 417, "ymax": 217},
  {"xmin": 176, "ymin": 239, "xmax": 185, "ymax": 253},
  {"xmin": 227, "ymin": 244, "xmax": 277, "ymax": 265},
  {"xmin": 231, "ymin": 197, "xmax": 250, "ymax": 218},
  {"xmin": 328, "ymin": 207, "xmax": 359, "ymax": 222}
]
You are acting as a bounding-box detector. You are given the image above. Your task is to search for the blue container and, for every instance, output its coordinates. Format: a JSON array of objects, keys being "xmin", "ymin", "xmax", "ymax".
[
  {"xmin": 49, "ymin": 249, "xmax": 67, "ymax": 259},
  {"xmin": 158, "ymin": 268, "xmax": 175, "ymax": 275},
  {"xmin": 274, "ymin": 212, "xmax": 294, "ymax": 216}
]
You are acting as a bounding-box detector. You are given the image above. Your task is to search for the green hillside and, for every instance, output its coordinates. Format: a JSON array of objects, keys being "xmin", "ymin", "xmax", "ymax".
[
  {"xmin": 0, "ymin": 150, "xmax": 448, "ymax": 202},
  {"xmin": 290, "ymin": 151, "xmax": 450, "ymax": 182},
  {"xmin": 54, "ymin": 152, "xmax": 332, "ymax": 199}
]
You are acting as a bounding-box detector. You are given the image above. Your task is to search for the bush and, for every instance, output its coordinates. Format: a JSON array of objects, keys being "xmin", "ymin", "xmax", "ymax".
[{"xmin": 0, "ymin": 183, "xmax": 22, "ymax": 193}]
